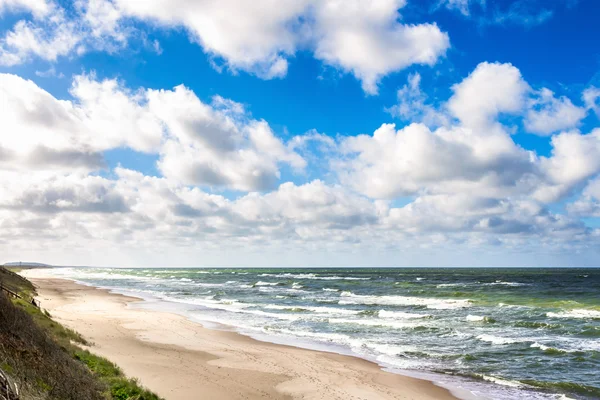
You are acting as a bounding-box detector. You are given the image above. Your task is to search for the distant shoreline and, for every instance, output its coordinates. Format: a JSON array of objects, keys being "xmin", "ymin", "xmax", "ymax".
[{"xmin": 23, "ymin": 269, "xmax": 460, "ymax": 400}]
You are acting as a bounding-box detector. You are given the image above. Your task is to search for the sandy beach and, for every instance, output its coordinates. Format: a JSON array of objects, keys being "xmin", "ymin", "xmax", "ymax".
[{"xmin": 21, "ymin": 269, "xmax": 458, "ymax": 400}]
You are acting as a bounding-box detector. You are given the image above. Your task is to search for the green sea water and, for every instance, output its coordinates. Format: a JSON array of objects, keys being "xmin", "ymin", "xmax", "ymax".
[{"xmin": 48, "ymin": 267, "xmax": 600, "ymax": 399}]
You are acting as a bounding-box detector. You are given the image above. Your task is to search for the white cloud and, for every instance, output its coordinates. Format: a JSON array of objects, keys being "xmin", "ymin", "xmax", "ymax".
[
  {"xmin": 0, "ymin": 73, "xmax": 163, "ymax": 170},
  {"xmin": 147, "ymin": 85, "xmax": 305, "ymax": 191},
  {"xmin": 77, "ymin": 0, "xmax": 128, "ymax": 44},
  {"xmin": 583, "ymin": 86, "xmax": 600, "ymax": 116},
  {"xmin": 0, "ymin": 0, "xmax": 450, "ymax": 93},
  {"xmin": 312, "ymin": 0, "xmax": 449, "ymax": 94},
  {"xmin": 534, "ymin": 129, "xmax": 600, "ymax": 202},
  {"xmin": 338, "ymin": 121, "xmax": 531, "ymax": 199},
  {"xmin": 342, "ymin": 62, "xmax": 600, "ymax": 210},
  {"xmin": 1, "ymin": 72, "xmax": 305, "ymax": 191},
  {"xmin": 1, "ymin": 62, "xmax": 599, "ymax": 266},
  {"xmin": 0, "ymin": 0, "xmax": 131, "ymax": 66},
  {"xmin": 386, "ymin": 73, "xmax": 449, "ymax": 126},
  {"xmin": 439, "ymin": 0, "xmax": 556, "ymax": 27},
  {"xmin": 115, "ymin": 0, "xmax": 307, "ymax": 79},
  {"xmin": 0, "ymin": 0, "xmax": 52, "ymax": 17},
  {"xmin": 0, "ymin": 12, "xmax": 81, "ymax": 66},
  {"xmin": 439, "ymin": 0, "xmax": 484, "ymax": 16},
  {"xmin": 524, "ymin": 88, "xmax": 587, "ymax": 135},
  {"xmin": 567, "ymin": 177, "xmax": 600, "ymax": 217},
  {"xmin": 448, "ymin": 62, "xmax": 529, "ymax": 129}
]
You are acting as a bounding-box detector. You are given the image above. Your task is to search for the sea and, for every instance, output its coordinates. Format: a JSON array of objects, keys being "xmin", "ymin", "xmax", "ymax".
[{"xmin": 44, "ymin": 267, "xmax": 599, "ymax": 399}]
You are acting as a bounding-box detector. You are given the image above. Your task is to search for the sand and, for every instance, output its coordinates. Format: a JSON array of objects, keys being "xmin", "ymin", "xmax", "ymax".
[{"xmin": 22, "ymin": 270, "xmax": 458, "ymax": 400}]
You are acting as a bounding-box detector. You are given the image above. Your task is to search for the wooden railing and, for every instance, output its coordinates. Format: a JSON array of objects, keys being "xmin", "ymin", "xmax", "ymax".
[
  {"xmin": 0, "ymin": 283, "xmax": 21, "ymax": 300},
  {"xmin": 0, "ymin": 368, "xmax": 19, "ymax": 400},
  {"xmin": 0, "ymin": 282, "xmax": 39, "ymax": 308}
]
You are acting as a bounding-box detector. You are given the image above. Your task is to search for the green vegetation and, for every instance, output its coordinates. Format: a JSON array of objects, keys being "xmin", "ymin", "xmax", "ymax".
[{"xmin": 0, "ymin": 266, "xmax": 162, "ymax": 400}]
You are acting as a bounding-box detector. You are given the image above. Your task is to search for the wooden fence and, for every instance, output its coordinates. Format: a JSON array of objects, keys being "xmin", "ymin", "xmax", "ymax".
[{"xmin": 0, "ymin": 368, "xmax": 19, "ymax": 400}]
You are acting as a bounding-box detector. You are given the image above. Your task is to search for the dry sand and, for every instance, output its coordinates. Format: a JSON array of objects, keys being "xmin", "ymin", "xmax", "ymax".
[{"xmin": 22, "ymin": 270, "xmax": 459, "ymax": 400}]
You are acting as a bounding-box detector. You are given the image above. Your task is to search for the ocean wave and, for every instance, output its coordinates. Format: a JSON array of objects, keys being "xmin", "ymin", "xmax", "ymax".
[
  {"xmin": 271, "ymin": 328, "xmax": 365, "ymax": 349},
  {"xmin": 255, "ymin": 281, "xmax": 280, "ymax": 286},
  {"xmin": 322, "ymin": 288, "xmax": 339, "ymax": 292},
  {"xmin": 263, "ymin": 304, "xmax": 360, "ymax": 315},
  {"xmin": 466, "ymin": 315, "xmax": 496, "ymax": 323},
  {"xmin": 436, "ymin": 283, "xmax": 466, "ymax": 288},
  {"xmin": 194, "ymin": 282, "xmax": 230, "ymax": 288},
  {"xmin": 478, "ymin": 374, "xmax": 525, "ymax": 388},
  {"xmin": 476, "ymin": 334, "xmax": 529, "ymax": 345},
  {"xmin": 366, "ymin": 343, "xmax": 418, "ymax": 356},
  {"xmin": 328, "ymin": 318, "xmax": 417, "ymax": 329},
  {"xmin": 466, "ymin": 315, "xmax": 485, "ymax": 322},
  {"xmin": 259, "ymin": 273, "xmax": 370, "ymax": 281},
  {"xmin": 530, "ymin": 342, "xmax": 572, "ymax": 354},
  {"xmin": 338, "ymin": 291, "xmax": 471, "ymax": 309},
  {"xmin": 378, "ymin": 310, "xmax": 431, "ymax": 319},
  {"xmin": 546, "ymin": 309, "xmax": 600, "ymax": 320},
  {"xmin": 484, "ymin": 281, "xmax": 529, "ymax": 287}
]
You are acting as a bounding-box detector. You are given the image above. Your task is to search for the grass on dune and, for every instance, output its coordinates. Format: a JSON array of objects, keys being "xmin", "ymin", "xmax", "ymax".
[{"xmin": 0, "ymin": 266, "xmax": 162, "ymax": 400}]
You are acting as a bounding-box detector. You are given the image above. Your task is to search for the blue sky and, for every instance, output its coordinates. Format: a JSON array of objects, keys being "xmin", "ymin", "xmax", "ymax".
[{"xmin": 1, "ymin": 0, "xmax": 600, "ymax": 266}]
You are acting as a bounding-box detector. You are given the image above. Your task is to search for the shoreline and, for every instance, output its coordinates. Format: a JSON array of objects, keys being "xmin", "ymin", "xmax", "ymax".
[{"xmin": 22, "ymin": 270, "xmax": 461, "ymax": 400}]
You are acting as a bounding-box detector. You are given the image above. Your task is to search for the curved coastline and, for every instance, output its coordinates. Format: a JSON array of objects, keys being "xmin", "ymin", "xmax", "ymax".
[{"xmin": 22, "ymin": 269, "xmax": 461, "ymax": 400}]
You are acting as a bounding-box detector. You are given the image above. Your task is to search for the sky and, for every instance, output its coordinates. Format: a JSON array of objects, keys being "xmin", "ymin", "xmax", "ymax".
[{"xmin": 1, "ymin": 0, "xmax": 600, "ymax": 267}]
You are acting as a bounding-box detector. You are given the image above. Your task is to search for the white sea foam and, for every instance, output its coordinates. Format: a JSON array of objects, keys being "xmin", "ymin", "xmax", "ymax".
[
  {"xmin": 259, "ymin": 273, "xmax": 369, "ymax": 281},
  {"xmin": 484, "ymin": 281, "xmax": 529, "ymax": 287},
  {"xmin": 546, "ymin": 309, "xmax": 600, "ymax": 320},
  {"xmin": 263, "ymin": 304, "xmax": 360, "ymax": 315},
  {"xmin": 255, "ymin": 281, "xmax": 280, "ymax": 286},
  {"xmin": 436, "ymin": 283, "xmax": 465, "ymax": 288},
  {"xmin": 305, "ymin": 306, "xmax": 361, "ymax": 315},
  {"xmin": 378, "ymin": 310, "xmax": 431, "ymax": 319},
  {"xmin": 322, "ymin": 288, "xmax": 339, "ymax": 292},
  {"xmin": 529, "ymin": 342, "xmax": 574, "ymax": 353},
  {"xmin": 479, "ymin": 375, "xmax": 524, "ymax": 388},
  {"xmin": 366, "ymin": 343, "xmax": 418, "ymax": 356},
  {"xmin": 339, "ymin": 291, "xmax": 471, "ymax": 309},
  {"xmin": 328, "ymin": 318, "xmax": 416, "ymax": 329},
  {"xmin": 476, "ymin": 334, "xmax": 526, "ymax": 345},
  {"xmin": 271, "ymin": 328, "xmax": 365, "ymax": 349},
  {"xmin": 466, "ymin": 315, "xmax": 485, "ymax": 322}
]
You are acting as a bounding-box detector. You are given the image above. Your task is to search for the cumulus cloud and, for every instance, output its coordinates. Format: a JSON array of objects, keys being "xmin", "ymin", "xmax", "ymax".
[
  {"xmin": 0, "ymin": 0, "xmax": 52, "ymax": 17},
  {"xmin": 342, "ymin": 62, "xmax": 600, "ymax": 209},
  {"xmin": 1, "ymin": 60, "xmax": 599, "ymax": 265},
  {"xmin": 386, "ymin": 73, "xmax": 449, "ymax": 126},
  {"xmin": 312, "ymin": 0, "xmax": 449, "ymax": 94},
  {"xmin": 0, "ymin": 73, "xmax": 163, "ymax": 171},
  {"xmin": 147, "ymin": 86, "xmax": 305, "ymax": 191},
  {"xmin": 567, "ymin": 177, "xmax": 600, "ymax": 217},
  {"xmin": 0, "ymin": 172, "xmax": 129, "ymax": 213},
  {"xmin": 524, "ymin": 88, "xmax": 587, "ymax": 135},
  {"xmin": 1, "ymin": 72, "xmax": 304, "ymax": 191},
  {"xmin": 0, "ymin": 0, "xmax": 131, "ymax": 66},
  {"xmin": 534, "ymin": 129, "xmax": 600, "ymax": 202},
  {"xmin": 0, "ymin": 0, "xmax": 449, "ymax": 93},
  {"xmin": 338, "ymin": 121, "xmax": 531, "ymax": 199},
  {"xmin": 448, "ymin": 62, "xmax": 529, "ymax": 129}
]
